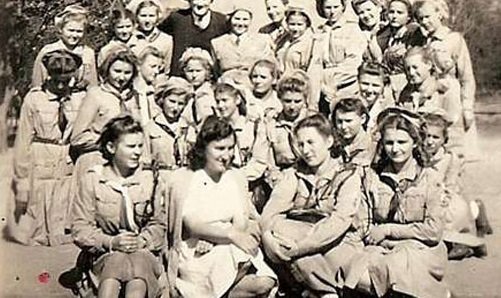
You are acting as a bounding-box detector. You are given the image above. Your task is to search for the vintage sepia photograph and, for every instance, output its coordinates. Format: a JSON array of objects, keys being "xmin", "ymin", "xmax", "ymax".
[{"xmin": 0, "ymin": 0, "xmax": 500, "ymax": 297}]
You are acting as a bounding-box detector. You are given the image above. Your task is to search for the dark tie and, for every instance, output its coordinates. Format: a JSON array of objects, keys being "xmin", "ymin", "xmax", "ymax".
[{"xmin": 58, "ymin": 98, "xmax": 68, "ymax": 133}]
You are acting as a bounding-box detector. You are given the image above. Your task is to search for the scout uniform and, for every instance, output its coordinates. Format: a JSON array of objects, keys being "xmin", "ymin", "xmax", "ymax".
[
  {"xmin": 72, "ymin": 165, "xmax": 166, "ymax": 298},
  {"xmin": 398, "ymin": 76, "xmax": 464, "ymax": 155},
  {"xmin": 344, "ymin": 160, "xmax": 448, "ymax": 298},
  {"xmin": 13, "ymin": 50, "xmax": 86, "ymax": 246},
  {"xmin": 129, "ymin": 28, "xmax": 174, "ymax": 74},
  {"xmin": 32, "ymin": 40, "xmax": 98, "ymax": 89},
  {"xmin": 316, "ymin": 17, "xmax": 367, "ymax": 104},
  {"xmin": 261, "ymin": 157, "xmax": 368, "ymax": 294}
]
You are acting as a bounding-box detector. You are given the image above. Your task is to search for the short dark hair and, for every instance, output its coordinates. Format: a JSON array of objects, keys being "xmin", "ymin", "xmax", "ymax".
[
  {"xmin": 99, "ymin": 46, "xmax": 138, "ymax": 83},
  {"xmin": 98, "ymin": 115, "xmax": 144, "ymax": 162},
  {"xmin": 358, "ymin": 61, "xmax": 388, "ymax": 84},
  {"xmin": 294, "ymin": 113, "xmax": 332, "ymax": 139},
  {"xmin": 187, "ymin": 115, "xmax": 236, "ymax": 170},
  {"xmin": 316, "ymin": 0, "xmax": 346, "ymax": 19},
  {"xmin": 331, "ymin": 97, "xmax": 369, "ymax": 128}
]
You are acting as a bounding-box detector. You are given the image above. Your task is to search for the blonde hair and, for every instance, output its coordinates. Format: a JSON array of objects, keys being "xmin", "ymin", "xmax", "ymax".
[
  {"xmin": 54, "ymin": 5, "xmax": 89, "ymax": 31},
  {"xmin": 414, "ymin": 0, "xmax": 450, "ymax": 24}
]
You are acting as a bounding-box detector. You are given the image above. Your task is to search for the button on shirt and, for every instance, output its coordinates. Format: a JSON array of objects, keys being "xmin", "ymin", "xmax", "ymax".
[{"xmin": 211, "ymin": 32, "xmax": 275, "ymax": 73}]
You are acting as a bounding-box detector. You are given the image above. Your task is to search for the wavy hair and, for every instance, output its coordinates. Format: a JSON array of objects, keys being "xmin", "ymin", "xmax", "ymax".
[{"xmin": 187, "ymin": 115, "xmax": 236, "ymax": 170}]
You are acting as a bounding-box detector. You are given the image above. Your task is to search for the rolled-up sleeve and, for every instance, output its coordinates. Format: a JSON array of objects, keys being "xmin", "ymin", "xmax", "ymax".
[{"xmin": 70, "ymin": 89, "xmax": 100, "ymax": 151}]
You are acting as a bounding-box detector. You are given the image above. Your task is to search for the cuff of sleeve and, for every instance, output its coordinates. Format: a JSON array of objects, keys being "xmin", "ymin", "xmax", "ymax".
[{"xmin": 96, "ymin": 234, "xmax": 114, "ymax": 252}]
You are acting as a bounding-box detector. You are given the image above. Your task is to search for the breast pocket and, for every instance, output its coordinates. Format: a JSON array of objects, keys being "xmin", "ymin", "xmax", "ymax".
[
  {"xmin": 95, "ymin": 194, "xmax": 119, "ymax": 220},
  {"xmin": 403, "ymin": 192, "xmax": 427, "ymax": 222},
  {"xmin": 36, "ymin": 108, "xmax": 58, "ymax": 129}
]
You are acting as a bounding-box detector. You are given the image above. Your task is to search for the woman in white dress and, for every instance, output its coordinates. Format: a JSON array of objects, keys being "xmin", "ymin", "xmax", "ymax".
[{"xmin": 165, "ymin": 115, "xmax": 276, "ymax": 298}]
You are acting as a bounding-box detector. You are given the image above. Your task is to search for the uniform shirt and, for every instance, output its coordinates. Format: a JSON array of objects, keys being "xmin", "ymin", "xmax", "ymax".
[
  {"xmin": 14, "ymin": 88, "xmax": 86, "ymax": 191},
  {"xmin": 71, "ymin": 84, "xmax": 141, "ymax": 152},
  {"xmin": 264, "ymin": 108, "xmax": 311, "ymax": 170},
  {"xmin": 259, "ymin": 21, "xmax": 288, "ymax": 49},
  {"xmin": 364, "ymin": 95, "xmax": 395, "ymax": 133},
  {"xmin": 334, "ymin": 130, "xmax": 375, "ymax": 168},
  {"xmin": 276, "ymin": 29, "xmax": 316, "ymax": 74},
  {"xmin": 180, "ymin": 81, "xmax": 216, "ymax": 127},
  {"xmin": 261, "ymin": 157, "xmax": 366, "ymax": 255},
  {"xmin": 32, "ymin": 40, "xmax": 98, "ymax": 89},
  {"xmin": 408, "ymin": 27, "xmax": 476, "ymax": 112},
  {"xmin": 230, "ymin": 115, "xmax": 268, "ymax": 181},
  {"xmin": 133, "ymin": 76, "xmax": 161, "ymax": 127},
  {"xmin": 316, "ymin": 18, "xmax": 367, "ymax": 91},
  {"xmin": 211, "ymin": 32, "xmax": 274, "ymax": 74},
  {"xmin": 398, "ymin": 76, "xmax": 462, "ymax": 123},
  {"xmin": 427, "ymin": 147, "xmax": 462, "ymax": 196},
  {"xmin": 144, "ymin": 113, "xmax": 189, "ymax": 171},
  {"xmin": 158, "ymin": 9, "xmax": 230, "ymax": 76},
  {"xmin": 129, "ymin": 28, "xmax": 174, "ymax": 74},
  {"xmin": 72, "ymin": 165, "xmax": 166, "ymax": 254},
  {"xmin": 246, "ymin": 90, "xmax": 282, "ymax": 123},
  {"xmin": 373, "ymin": 159, "xmax": 444, "ymax": 245}
]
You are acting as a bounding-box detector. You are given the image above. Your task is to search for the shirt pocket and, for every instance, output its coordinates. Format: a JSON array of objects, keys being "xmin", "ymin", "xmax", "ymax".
[
  {"xmin": 36, "ymin": 107, "xmax": 58, "ymax": 132},
  {"xmin": 403, "ymin": 191, "xmax": 427, "ymax": 222},
  {"xmin": 95, "ymin": 193, "xmax": 119, "ymax": 220}
]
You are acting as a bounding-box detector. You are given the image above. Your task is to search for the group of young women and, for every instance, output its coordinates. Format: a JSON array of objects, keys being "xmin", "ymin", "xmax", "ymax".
[{"xmin": 9, "ymin": 0, "xmax": 493, "ymax": 297}]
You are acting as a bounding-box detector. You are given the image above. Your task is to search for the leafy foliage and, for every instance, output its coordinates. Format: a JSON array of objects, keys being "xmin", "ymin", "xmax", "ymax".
[{"xmin": 2, "ymin": 0, "xmax": 115, "ymax": 97}]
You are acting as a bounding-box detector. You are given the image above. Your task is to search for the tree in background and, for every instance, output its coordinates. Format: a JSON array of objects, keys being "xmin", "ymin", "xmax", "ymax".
[{"xmin": 1, "ymin": 0, "xmax": 501, "ymax": 149}]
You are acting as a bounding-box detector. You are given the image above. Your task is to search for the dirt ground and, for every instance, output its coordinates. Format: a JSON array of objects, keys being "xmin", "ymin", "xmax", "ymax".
[{"xmin": 0, "ymin": 103, "xmax": 500, "ymax": 297}]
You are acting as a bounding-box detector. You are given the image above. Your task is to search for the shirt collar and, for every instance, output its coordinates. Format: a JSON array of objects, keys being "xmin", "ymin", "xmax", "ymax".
[
  {"xmin": 192, "ymin": 10, "xmax": 212, "ymax": 30},
  {"xmin": 101, "ymin": 83, "xmax": 135, "ymax": 101},
  {"xmin": 133, "ymin": 28, "xmax": 160, "ymax": 42},
  {"xmin": 55, "ymin": 39, "xmax": 84, "ymax": 54},
  {"xmin": 276, "ymin": 108, "xmax": 309, "ymax": 127},
  {"xmin": 230, "ymin": 114, "xmax": 247, "ymax": 131},
  {"xmin": 295, "ymin": 157, "xmax": 341, "ymax": 185},
  {"xmin": 97, "ymin": 164, "xmax": 142, "ymax": 188},
  {"xmin": 416, "ymin": 76, "xmax": 438, "ymax": 98},
  {"xmin": 344, "ymin": 130, "xmax": 372, "ymax": 157},
  {"xmin": 430, "ymin": 26, "xmax": 451, "ymax": 41},
  {"xmin": 133, "ymin": 76, "xmax": 155, "ymax": 95},
  {"xmin": 380, "ymin": 158, "xmax": 420, "ymax": 183}
]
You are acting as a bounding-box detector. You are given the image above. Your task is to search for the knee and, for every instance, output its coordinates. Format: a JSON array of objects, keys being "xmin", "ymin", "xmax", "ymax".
[{"xmin": 252, "ymin": 276, "xmax": 276, "ymax": 296}]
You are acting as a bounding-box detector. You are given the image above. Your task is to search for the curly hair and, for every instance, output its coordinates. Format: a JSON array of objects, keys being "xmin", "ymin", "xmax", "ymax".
[
  {"xmin": 187, "ymin": 115, "xmax": 236, "ymax": 170},
  {"xmin": 98, "ymin": 114, "xmax": 144, "ymax": 162},
  {"xmin": 277, "ymin": 70, "xmax": 310, "ymax": 104}
]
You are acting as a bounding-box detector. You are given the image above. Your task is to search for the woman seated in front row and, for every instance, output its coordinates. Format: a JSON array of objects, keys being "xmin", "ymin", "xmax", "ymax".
[
  {"xmin": 72, "ymin": 115, "xmax": 166, "ymax": 298},
  {"xmin": 343, "ymin": 108, "xmax": 449, "ymax": 298},
  {"xmin": 165, "ymin": 115, "xmax": 276, "ymax": 298},
  {"xmin": 261, "ymin": 114, "xmax": 369, "ymax": 297}
]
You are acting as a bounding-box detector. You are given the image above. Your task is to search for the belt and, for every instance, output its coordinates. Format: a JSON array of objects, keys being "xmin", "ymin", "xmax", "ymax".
[
  {"xmin": 33, "ymin": 136, "xmax": 66, "ymax": 145},
  {"xmin": 337, "ymin": 79, "xmax": 357, "ymax": 90},
  {"xmin": 142, "ymin": 163, "xmax": 178, "ymax": 171}
]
